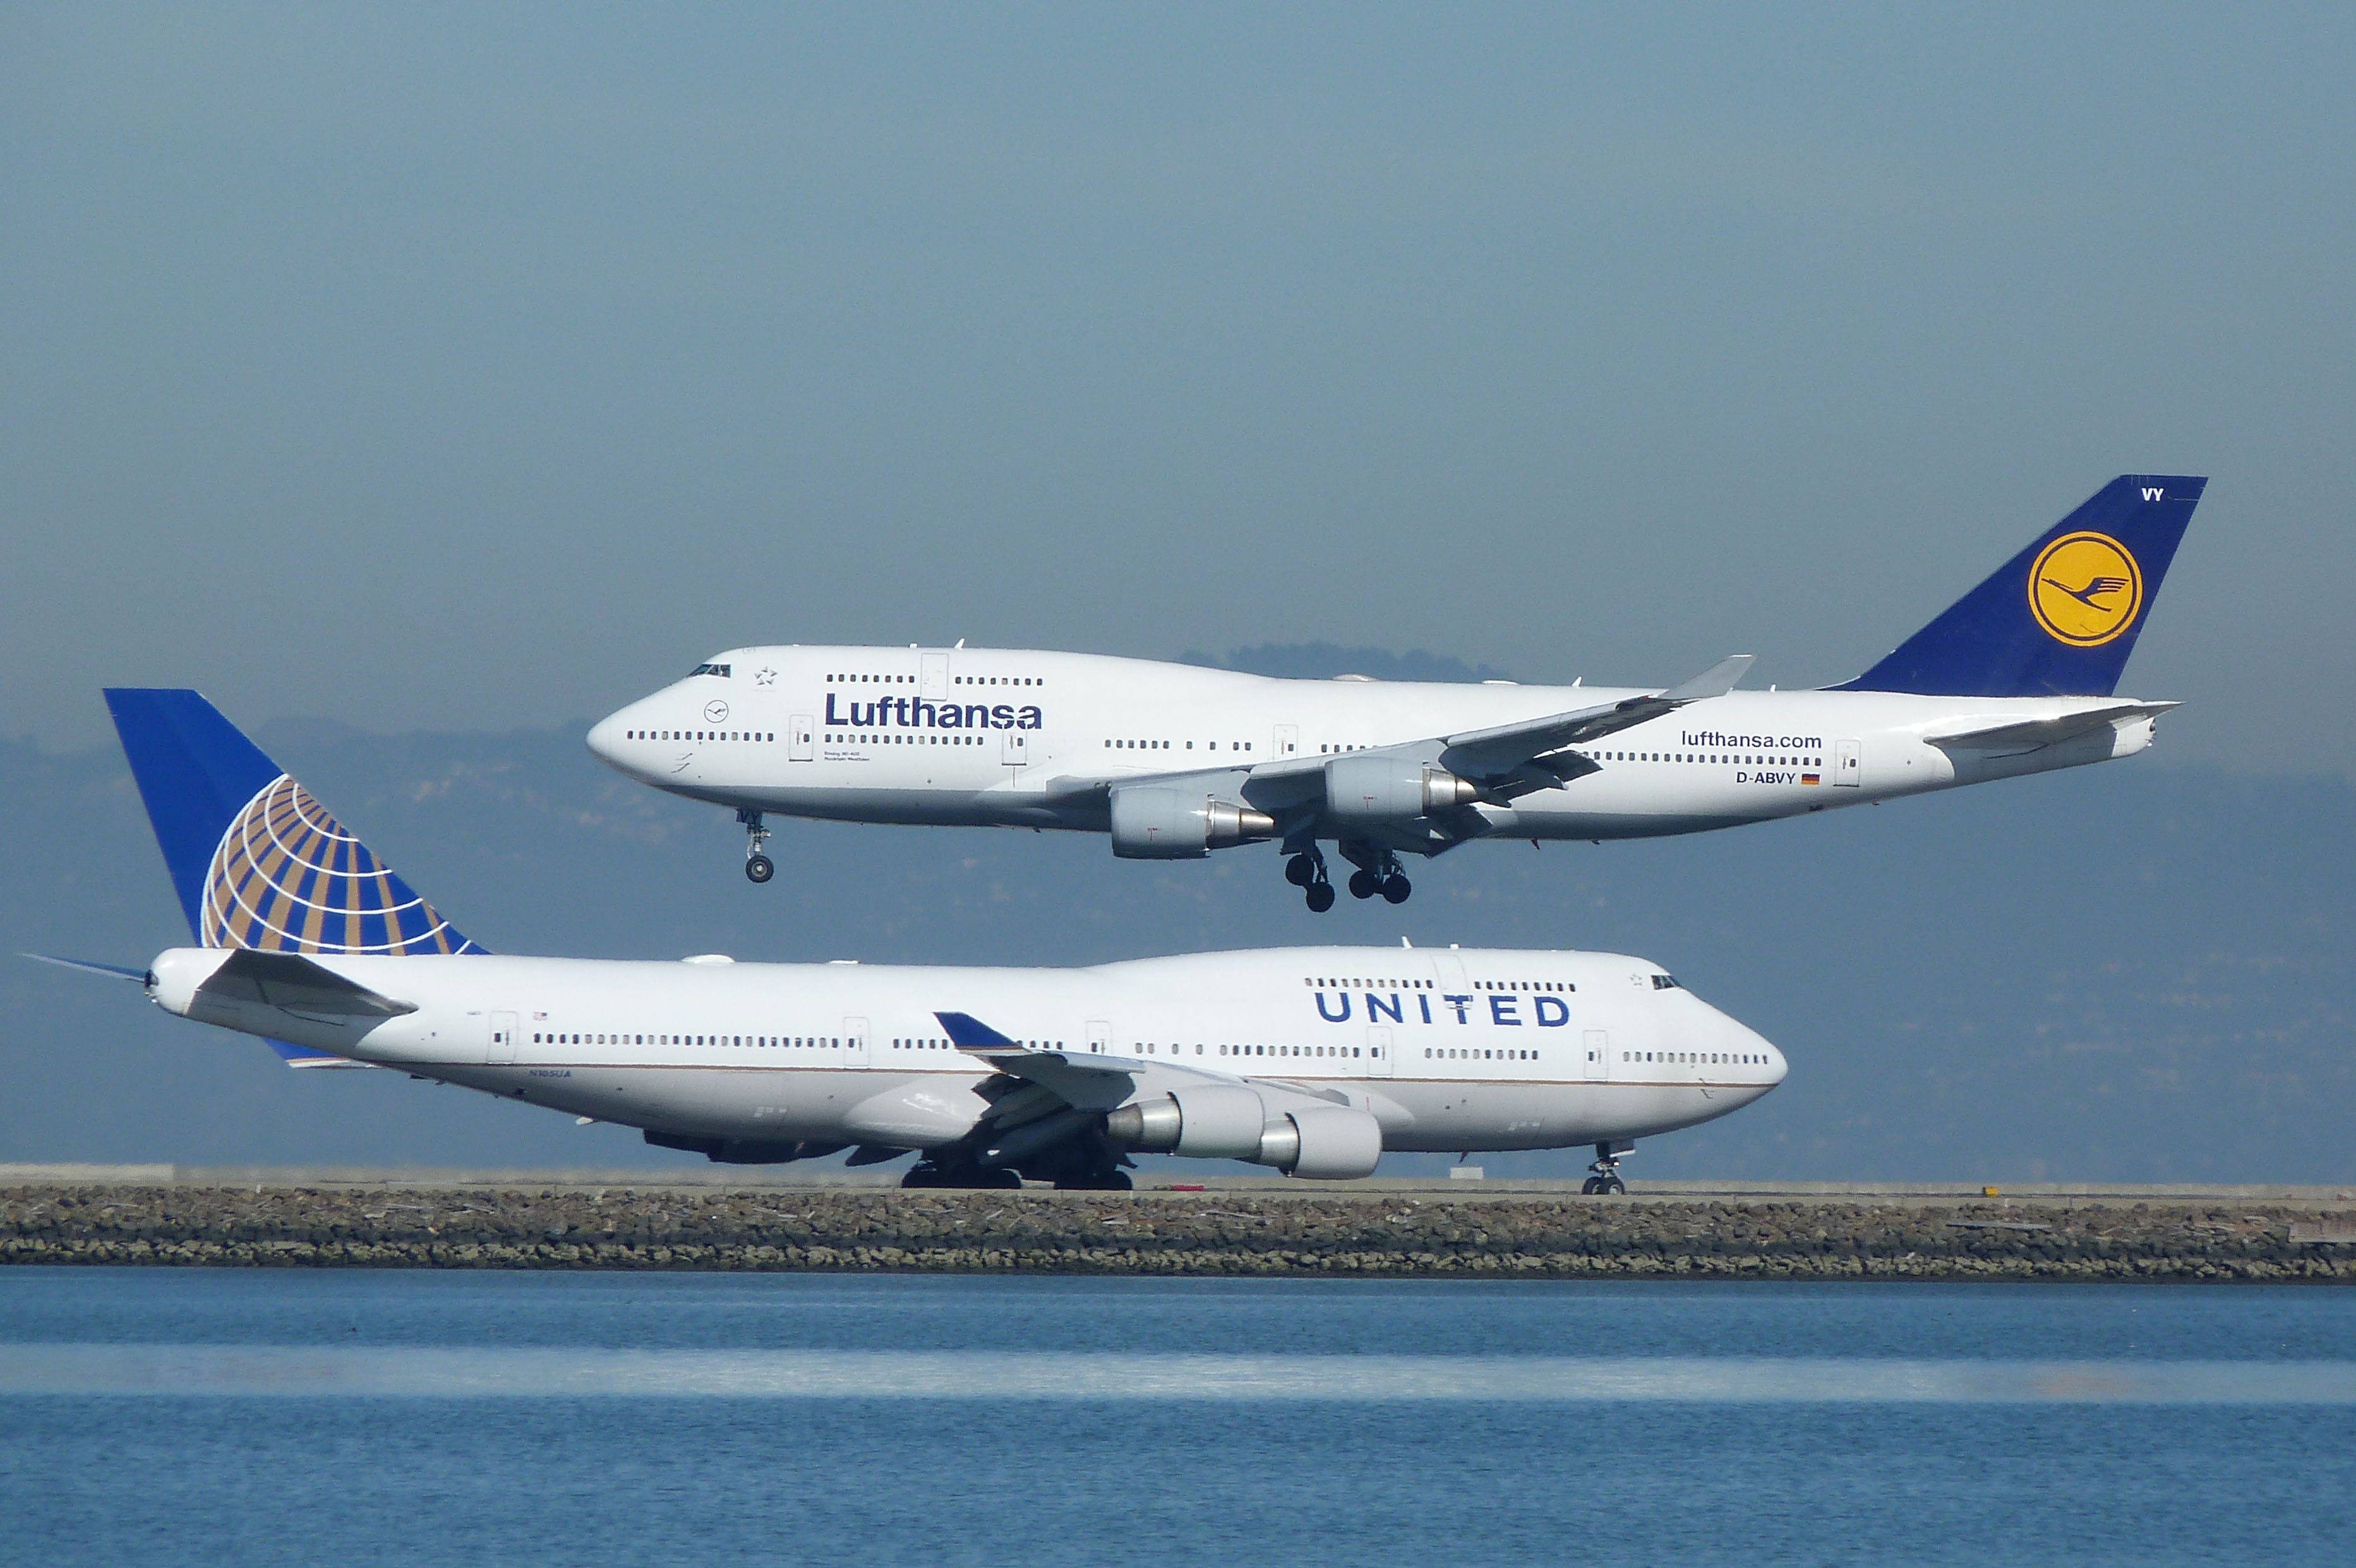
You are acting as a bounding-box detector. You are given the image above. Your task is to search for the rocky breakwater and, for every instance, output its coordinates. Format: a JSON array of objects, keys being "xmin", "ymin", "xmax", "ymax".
[{"xmin": 3, "ymin": 1185, "xmax": 2353, "ymax": 1281}]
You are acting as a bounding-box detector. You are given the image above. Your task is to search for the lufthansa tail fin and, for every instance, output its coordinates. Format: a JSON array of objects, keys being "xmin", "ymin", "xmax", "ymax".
[
  {"xmin": 103, "ymin": 689, "xmax": 481, "ymax": 957},
  {"xmin": 1836, "ymin": 476, "xmax": 2204, "ymax": 698}
]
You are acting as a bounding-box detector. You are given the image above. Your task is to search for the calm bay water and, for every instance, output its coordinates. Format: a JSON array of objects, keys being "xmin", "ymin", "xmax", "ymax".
[{"xmin": 1, "ymin": 1269, "xmax": 2350, "ymax": 1566}]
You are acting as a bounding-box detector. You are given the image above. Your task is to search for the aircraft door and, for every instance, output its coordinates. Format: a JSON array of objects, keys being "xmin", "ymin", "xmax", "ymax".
[
  {"xmin": 789, "ymin": 715, "xmax": 814, "ymax": 762},
  {"xmin": 1582, "ymin": 1029, "xmax": 1609, "ymax": 1082},
  {"xmin": 1366, "ymin": 1024, "xmax": 1394, "ymax": 1078},
  {"xmin": 1834, "ymin": 738, "xmax": 1861, "ymax": 787},
  {"xmin": 842, "ymin": 1016, "xmax": 870, "ymax": 1068},
  {"xmin": 920, "ymin": 654, "xmax": 949, "ymax": 698},
  {"xmin": 1002, "ymin": 728, "xmax": 1028, "ymax": 767},
  {"xmin": 1272, "ymin": 723, "xmax": 1299, "ymax": 758},
  {"xmin": 486, "ymin": 1012, "xmax": 518, "ymax": 1066},
  {"xmin": 1087, "ymin": 1020, "xmax": 1112, "ymax": 1055}
]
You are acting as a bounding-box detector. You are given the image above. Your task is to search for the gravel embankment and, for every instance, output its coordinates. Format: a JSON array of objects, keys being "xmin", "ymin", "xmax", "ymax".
[{"xmin": 4, "ymin": 1185, "xmax": 2353, "ymax": 1281}]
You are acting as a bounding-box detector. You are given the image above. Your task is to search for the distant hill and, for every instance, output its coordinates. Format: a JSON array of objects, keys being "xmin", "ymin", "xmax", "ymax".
[
  {"xmin": 3, "ymin": 714, "xmax": 2348, "ymax": 1183},
  {"xmin": 1179, "ymin": 643, "xmax": 1517, "ymax": 684}
]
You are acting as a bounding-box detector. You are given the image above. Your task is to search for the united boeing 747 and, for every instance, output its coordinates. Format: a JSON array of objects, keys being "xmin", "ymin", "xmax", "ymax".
[
  {"xmin": 39, "ymin": 690, "xmax": 1782, "ymax": 1191},
  {"xmin": 592, "ymin": 476, "xmax": 2200, "ymax": 910}
]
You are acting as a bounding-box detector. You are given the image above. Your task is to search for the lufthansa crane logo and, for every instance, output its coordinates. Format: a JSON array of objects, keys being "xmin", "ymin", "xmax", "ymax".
[
  {"xmin": 704, "ymin": 700, "xmax": 731, "ymax": 724},
  {"xmin": 2028, "ymin": 531, "xmax": 2143, "ymax": 647}
]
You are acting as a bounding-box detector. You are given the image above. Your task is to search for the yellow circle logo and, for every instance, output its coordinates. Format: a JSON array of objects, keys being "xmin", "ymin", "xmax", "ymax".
[{"xmin": 2028, "ymin": 532, "xmax": 2143, "ymax": 647}]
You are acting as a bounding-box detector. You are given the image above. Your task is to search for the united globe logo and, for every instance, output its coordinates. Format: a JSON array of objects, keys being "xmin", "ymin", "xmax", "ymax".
[{"xmin": 201, "ymin": 775, "xmax": 474, "ymax": 954}]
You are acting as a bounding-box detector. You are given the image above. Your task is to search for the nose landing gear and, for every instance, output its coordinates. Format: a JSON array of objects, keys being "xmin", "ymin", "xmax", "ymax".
[{"xmin": 738, "ymin": 808, "xmax": 774, "ymax": 884}]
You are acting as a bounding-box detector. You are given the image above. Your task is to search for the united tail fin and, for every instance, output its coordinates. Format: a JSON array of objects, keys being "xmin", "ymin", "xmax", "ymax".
[
  {"xmin": 1836, "ymin": 476, "xmax": 2204, "ymax": 697},
  {"xmin": 103, "ymin": 689, "xmax": 481, "ymax": 957}
]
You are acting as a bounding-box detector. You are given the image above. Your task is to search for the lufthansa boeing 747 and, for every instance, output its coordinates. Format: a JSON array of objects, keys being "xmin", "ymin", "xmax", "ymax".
[
  {"xmin": 589, "ymin": 476, "xmax": 2203, "ymax": 911},
  {"xmin": 38, "ymin": 690, "xmax": 1782, "ymax": 1191}
]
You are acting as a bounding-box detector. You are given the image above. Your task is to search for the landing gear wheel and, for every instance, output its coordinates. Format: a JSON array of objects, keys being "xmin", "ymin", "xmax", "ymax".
[
  {"xmin": 1581, "ymin": 1176, "xmax": 1602, "ymax": 1195},
  {"xmin": 1603, "ymin": 1176, "xmax": 1626, "ymax": 1195},
  {"xmin": 1285, "ymin": 853, "xmax": 1316, "ymax": 887},
  {"xmin": 736, "ymin": 808, "xmax": 773, "ymax": 886},
  {"xmin": 1348, "ymin": 868, "xmax": 1379, "ymax": 900},
  {"xmin": 1305, "ymin": 880, "xmax": 1336, "ymax": 913},
  {"xmin": 1583, "ymin": 1140, "xmax": 1630, "ymax": 1196},
  {"xmin": 1381, "ymin": 873, "xmax": 1411, "ymax": 904}
]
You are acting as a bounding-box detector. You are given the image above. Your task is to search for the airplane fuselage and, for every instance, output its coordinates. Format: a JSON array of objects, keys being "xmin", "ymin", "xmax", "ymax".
[
  {"xmin": 148, "ymin": 943, "xmax": 1782, "ymax": 1164},
  {"xmin": 590, "ymin": 646, "xmax": 2164, "ymax": 844}
]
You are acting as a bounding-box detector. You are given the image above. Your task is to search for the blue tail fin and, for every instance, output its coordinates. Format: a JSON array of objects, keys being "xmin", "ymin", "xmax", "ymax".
[
  {"xmin": 1835, "ymin": 476, "xmax": 2204, "ymax": 697},
  {"xmin": 104, "ymin": 689, "xmax": 481, "ymax": 956}
]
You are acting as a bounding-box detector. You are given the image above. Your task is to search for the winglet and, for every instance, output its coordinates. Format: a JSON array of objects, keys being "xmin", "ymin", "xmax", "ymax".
[
  {"xmin": 935, "ymin": 1010, "xmax": 1019, "ymax": 1050},
  {"xmin": 1657, "ymin": 655, "xmax": 1753, "ymax": 703}
]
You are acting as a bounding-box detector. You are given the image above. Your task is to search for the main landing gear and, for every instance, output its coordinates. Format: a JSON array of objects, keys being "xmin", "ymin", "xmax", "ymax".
[
  {"xmin": 1287, "ymin": 844, "xmax": 1412, "ymax": 912},
  {"xmin": 1285, "ymin": 848, "xmax": 1336, "ymax": 913},
  {"xmin": 738, "ymin": 808, "xmax": 774, "ymax": 884},
  {"xmin": 1580, "ymin": 1141, "xmax": 1630, "ymax": 1196},
  {"xmin": 1343, "ymin": 844, "xmax": 1412, "ymax": 906}
]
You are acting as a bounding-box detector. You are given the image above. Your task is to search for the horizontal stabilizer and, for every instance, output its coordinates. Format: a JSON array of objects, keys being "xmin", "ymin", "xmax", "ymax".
[
  {"xmin": 197, "ymin": 949, "xmax": 418, "ymax": 1018},
  {"xmin": 265, "ymin": 1039, "xmax": 377, "ymax": 1070},
  {"xmin": 1924, "ymin": 702, "xmax": 2179, "ymax": 755}
]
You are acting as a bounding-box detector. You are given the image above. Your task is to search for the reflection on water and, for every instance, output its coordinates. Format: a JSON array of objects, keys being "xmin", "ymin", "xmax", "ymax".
[{"xmin": 6, "ymin": 1344, "xmax": 2355, "ymax": 1404}]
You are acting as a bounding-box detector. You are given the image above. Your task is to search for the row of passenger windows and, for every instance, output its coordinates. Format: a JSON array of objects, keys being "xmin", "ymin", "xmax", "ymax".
[
  {"xmin": 534, "ymin": 1032, "xmax": 841, "ymax": 1048},
  {"xmin": 1105, "ymin": 739, "xmax": 1255, "ymax": 751},
  {"xmin": 824, "ymin": 733, "xmax": 985, "ymax": 745},
  {"xmin": 1298, "ymin": 977, "xmax": 1572, "ymax": 993},
  {"xmin": 1220, "ymin": 1043, "xmax": 1376, "ymax": 1059},
  {"xmin": 626, "ymin": 730, "xmax": 776, "ymax": 743},
  {"xmin": 1624, "ymin": 1051, "xmax": 1769, "ymax": 1066},
  {"xmin": 826, "ymin": 673, "xmax": 1045, "ymax": 688},
  {"xmin": 1424, "ymin": 1048, "xmax": 1544, "ymax": 1060},
  {"xmin": 1585, "ymin": 750, "xmax": 1822, "ymax": 767}
]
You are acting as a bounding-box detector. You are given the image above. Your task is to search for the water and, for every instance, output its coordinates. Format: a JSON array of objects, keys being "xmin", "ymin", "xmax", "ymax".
[{"xmin": 1, "ymin": 1269, "xmax": 2350, "ymax": 1566}]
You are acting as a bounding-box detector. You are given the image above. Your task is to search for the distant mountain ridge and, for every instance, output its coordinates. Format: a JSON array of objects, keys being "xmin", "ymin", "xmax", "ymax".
[
  {"xmin": 1179, "ymin": 643, "xmax": 1518, "ymax": 684},
  {"xmin": 3, "ymin": 709, "xmax": 2349, "ymax": 1182}
]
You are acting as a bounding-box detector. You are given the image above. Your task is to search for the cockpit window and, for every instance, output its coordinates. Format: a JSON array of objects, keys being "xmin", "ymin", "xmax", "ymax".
[
  {"xmin": 1650, "ymin": 974, "xmax": 1680, "ymax": 990},
  {"xmin": 690, "ymin": 663, "xmax": 732, "ymax": 678}
]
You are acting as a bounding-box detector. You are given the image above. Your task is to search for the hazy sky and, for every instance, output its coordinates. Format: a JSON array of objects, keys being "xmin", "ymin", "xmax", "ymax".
[{"xmin": 6, "ymin": 4, "xmax": 2352, "ymax": 772}]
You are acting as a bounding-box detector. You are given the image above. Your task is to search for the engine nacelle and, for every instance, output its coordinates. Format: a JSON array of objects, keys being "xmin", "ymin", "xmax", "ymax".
[
  {"xmin": 1103, "ymin": 1085, "xmax": 1268, "ymax": 1158},
  {"xmin": 1109, "ymin": 786, "xmax": 1277, "ymax": 859},
  {"xmin": 1324, "ymin": 755, "xmax": 1480, "ymax": 824},
  {"xmin": 1256, "ymin": 1104, "xmax": 1384, "ymax": 1180}
]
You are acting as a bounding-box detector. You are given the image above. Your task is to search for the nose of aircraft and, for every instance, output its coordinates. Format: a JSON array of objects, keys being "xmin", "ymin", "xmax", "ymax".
[{"xmin": 585, "ymin": 709, "xmax": 635, "ymax": 775}]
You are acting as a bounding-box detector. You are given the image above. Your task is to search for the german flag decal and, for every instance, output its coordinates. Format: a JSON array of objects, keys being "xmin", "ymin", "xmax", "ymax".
[{"xmin": 1801, "ymin": 772, "xmax": 1821, "ymax": 786}]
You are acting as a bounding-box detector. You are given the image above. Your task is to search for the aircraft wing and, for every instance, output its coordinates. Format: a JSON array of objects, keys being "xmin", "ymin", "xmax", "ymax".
[
  {"xmin": 1038, "ymin": 654, "xmax": 1756, "ymax": 813},
  {"xmin": 1923, "ymin": 702, "xmax": 2179, "ymax": 757},
  {"xmin": 935, "ymin": 1010, "xmax": 1347, "ymax": 1115}
]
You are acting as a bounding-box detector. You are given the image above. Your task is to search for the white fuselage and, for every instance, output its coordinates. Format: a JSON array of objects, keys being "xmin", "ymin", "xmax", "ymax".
[
  {"xmin": 587, "ymin": 647, "xmax": 2164, "ymax": 846},
  {"xmin": 147, "ymin": 944, "xmax": 1782, "ymax": 1164}
]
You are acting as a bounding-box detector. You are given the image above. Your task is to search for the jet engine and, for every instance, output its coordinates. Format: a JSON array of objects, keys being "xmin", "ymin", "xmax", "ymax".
[
  {"xmin": 1109, "ymin": 786, "xmax": 1277, "ymax": 859},
  {"xmin": 1255, "ymin": 1104, "xmax": 1384, "ymax": 1179},
  {"xmin": 1107, "ymin": 1091, "xmax": 1383, "ymax": 1179},
  {"xmin": 1103, "ymin": 1085, "xmax": 1268, "ymax": 1158},
  {"xmin": 1324, "ymin": 755, "xmax": 1480, "ymax": 824}
]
